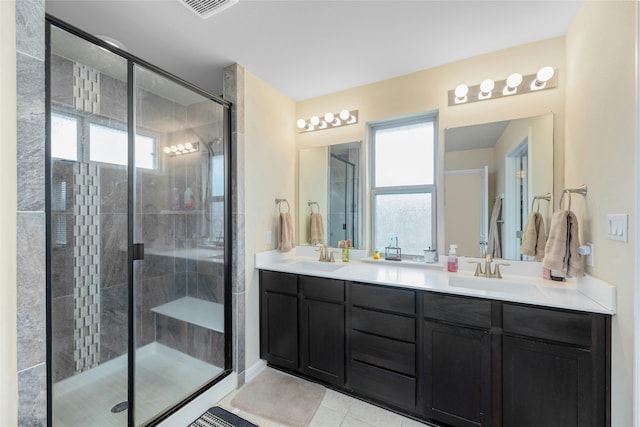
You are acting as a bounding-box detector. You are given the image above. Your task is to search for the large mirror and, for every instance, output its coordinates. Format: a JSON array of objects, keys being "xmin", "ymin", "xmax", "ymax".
[
  {"xmin": 444, "ymin": 113, "xmax": 553, "ymax": 261},
  {"xmin": 298, "ymin": 141, "xmax": 362, "ymax": 248}
]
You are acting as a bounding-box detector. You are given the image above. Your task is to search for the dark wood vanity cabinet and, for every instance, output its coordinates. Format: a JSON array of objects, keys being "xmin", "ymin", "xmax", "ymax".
[
  {"xmin": 259, "ymin": 270, "xmax": 346, "ymax": 386},
  {"xmin": 501, "ymin": 304, "xmax": 609, "ymax": 427},
  {"xmin": 348, "ymin": 282, "xmax": 418, "ymax": 413},
  {"xmin": 259, "ymin": 270, "xmax": 299, "ymax": 370},
  {"xmin": 299, "ymin": 275, "xmax": 345, "ymax": 386},
  {"xmin": 259, "ymin": 270, "xmax": 611, "ymax": 427},
  {"xmin": 422, "ymin": 293, "xmax": 494, "ymax": 427}
]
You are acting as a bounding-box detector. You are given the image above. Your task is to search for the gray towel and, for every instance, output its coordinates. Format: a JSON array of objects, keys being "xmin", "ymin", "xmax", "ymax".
[
  {"xmin": 542, "ymin": 210, "xmax": 584, "ymax": 277},
  {"xmin": 488, "ymin": 197, "xmax": 502, "ymax": 258},
  {"xmin": 520, "ymin": 212, "xmax": 546, "ymax": 261},
  {"xmin": 278, "ymin": 212, "xmax": 294, "ymax": 252},
  {"xmin": 309, "ymin": 213, "xmax": 324, "ymax": 245}
]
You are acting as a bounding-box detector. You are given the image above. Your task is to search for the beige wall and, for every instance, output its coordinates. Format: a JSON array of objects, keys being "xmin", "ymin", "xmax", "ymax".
[
  {"xmin": 566, "ymin": 1, "xmax": 636, "ymax": 425},
  {"xmin": 296, "ymin": 36, "xmax": 566, "ymax": 253},
  {"xmin": 243, "ymin": 70, "xmax": 296, "ymax": 371},
  {"xmin": 0, "ymin": 1, "xmax": 18, "ymax": 425}
]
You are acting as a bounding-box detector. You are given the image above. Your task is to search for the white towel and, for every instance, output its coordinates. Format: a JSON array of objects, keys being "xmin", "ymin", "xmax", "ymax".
[
  {"xmin": 488, "ymin": 197, "xmax": 502, "ymax": 258},
  {"xmin": 542, "ymin": 210, "xmax": 584, "ymax": 277},
  {"xmin": 309, "ymin": 213, "xmax": 324, "ymax": 245},
  {"xmin": 278, "ymin": 212, "xmax": 294, "ymax": 252},
  {"xmin": 520, "ymin": 212, "xmax": 546, "ymax": 261}
]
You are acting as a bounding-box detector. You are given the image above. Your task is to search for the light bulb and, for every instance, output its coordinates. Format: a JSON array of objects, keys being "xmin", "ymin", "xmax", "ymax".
[
  {"xmin": 339, "ymin": 110, "xmax": 350, "ymax": 121},
  {"xmin": 177, "ymin": 144, "xmax": 185, "ymax": 151},
  {"xmin": 185, "ymin": 142, "xmax": 193, "ymax": 150},
  {"xmin": 163, "ymin": 147, "xmax": 171, "ymax": 154},
  {"xmin": 454, "ymin": 84, "xmax": 468, "ymax": 99},
  {"xmin": 480, "ymin": 79, "xmax": 495, "ymax": 94},
  {"xmin": 324, "ymin": 112, "xmax": 334, "ymax": 123},
  {"xmin": 532, "ymin": 66, "xmax": 555, "ymax": 90},
  {"xmin": 296, "ymin": 119, "xmax": 306, "ymax": 129},
  {"xmin": 310, "ymin": 116, "xmax": 320, "ymax": 126},
  {"xmin": 536, "ymin": 66, "xmax": 554, "ymax": 83},
  {"xmin": 170, "ymin": 145, "xmax": 178, "ymax": 152},
  {"xmin": 506, "ymin": 73, "xmax": 523, "ymax": 89}
]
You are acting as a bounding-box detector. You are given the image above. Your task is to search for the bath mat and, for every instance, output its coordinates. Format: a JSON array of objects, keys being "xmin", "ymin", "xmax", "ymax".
[
  {"xmin": 189, "ymin": 406, "xmax": 257, "ymax": 427},
  {"xmin": 230, "ymin": 368, "xmax": 326, "ymax": 427}
]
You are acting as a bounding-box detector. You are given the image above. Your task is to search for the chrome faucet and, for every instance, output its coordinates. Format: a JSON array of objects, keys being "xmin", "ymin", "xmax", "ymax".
[
  {"xmin": 468, "ymin": 255, "xmax": 510, "ymax": 278},
  {"xmin": 484, "ymin": 255, "xmax": 493, "ymax": 278},
  {"xmin": 315, "ymin": 244, "xmax": 337, "ymax": 262}
]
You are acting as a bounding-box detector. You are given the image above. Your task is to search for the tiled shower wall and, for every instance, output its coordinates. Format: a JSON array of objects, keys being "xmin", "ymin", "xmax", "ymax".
[
  {"xmin": 16, "ymin": 0, "xmax": 47, "ymax": 424},
  {"xmin": 17, "ymin": 7, "xmax": 240, "ymax": 424}
]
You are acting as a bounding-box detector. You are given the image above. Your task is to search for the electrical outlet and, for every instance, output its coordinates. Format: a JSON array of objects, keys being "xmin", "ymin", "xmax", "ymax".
[
  {"xmin": 266, "ymin": 230, "xmax": 273, "ymax": 245},
  {"xmin": 606, "ymin": 214, "xmax": 628, "ymax": 242}
]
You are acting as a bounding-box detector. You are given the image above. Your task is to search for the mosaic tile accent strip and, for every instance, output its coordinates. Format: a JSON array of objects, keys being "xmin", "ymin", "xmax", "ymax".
[
  {"xmin": 73, "ymin": 162, "xmax": 101, "ymax": 372},
  {"xmin": 73, "ymin": 62, "xmax": 100, "ymax": 114}
]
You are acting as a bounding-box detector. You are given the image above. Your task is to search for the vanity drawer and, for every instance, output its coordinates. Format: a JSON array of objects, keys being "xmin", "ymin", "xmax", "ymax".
[
  {"xmin": 350, "ymin": 282, "xmax": 415, "ymax": 315},
  {"xmin": 502, "ymin": 304, "xmax": 592, "ymax": 347},
  {"xmin": 423, "ymin": 292, "xmax": 492, "ymax": 329},
  {"xmin": 350, "ymin": 360, "xmax": 416, "ymax": 411},
  {"xmin": 300, "ymin": 276, "xmax": 344, "ymax": 303},
  {"xmin": 350, "ymin": 306, "xmax": 415, "ymax": 342},
  {"xmin": 260, "ymin": 270, "xmax": 297, "ymax": 296},
  {"xmin": 351, "ymin": 330, "xmax": 415, "ymax": 376}
]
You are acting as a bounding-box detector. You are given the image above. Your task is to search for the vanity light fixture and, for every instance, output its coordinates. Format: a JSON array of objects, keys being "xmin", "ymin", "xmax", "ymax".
[
  {"xmin": 449, "ymin": 66, "xmax": 557, "ymax": 106},
  {"xmin": 297, "ymin": 109, "xmax": 358, "ymax": 133},
  {"xmin": 163, "ymin": 142, "xmax": 199, "ymax": 156}
]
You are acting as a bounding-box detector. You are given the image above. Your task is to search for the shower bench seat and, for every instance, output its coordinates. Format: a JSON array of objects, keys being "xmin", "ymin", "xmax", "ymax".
[
  {"xmin": 150, "ymin": 297, "xmax": 226, "ymax": 367},
  {"xmin": 151, "ymin": 296, "xmax": 225, "ymax": 333}
]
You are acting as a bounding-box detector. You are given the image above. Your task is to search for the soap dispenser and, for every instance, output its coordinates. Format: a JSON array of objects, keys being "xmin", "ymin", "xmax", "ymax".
[{"xmin": 447, "ymin": 244, "xmax": 458, "ymax": 272}]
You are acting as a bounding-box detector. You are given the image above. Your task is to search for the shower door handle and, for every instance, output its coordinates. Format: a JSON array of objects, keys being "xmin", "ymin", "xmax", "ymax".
[{"xmin": 133, "ymin": 243, "xmax": 145, "ymax": 261}]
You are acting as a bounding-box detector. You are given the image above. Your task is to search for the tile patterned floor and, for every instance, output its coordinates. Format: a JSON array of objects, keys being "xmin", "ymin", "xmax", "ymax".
[{"xmin": 216, "ymin": 368, "xmax": 428, "ymax": 427}]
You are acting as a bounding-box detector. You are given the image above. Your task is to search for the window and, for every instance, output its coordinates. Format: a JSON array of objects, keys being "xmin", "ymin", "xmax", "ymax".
[
  {"xmin": 51, "ymin": 113, "xmax": 79, "ymax": 161},
  {"xmin": 90, "ymin": 123, "xmax": 157, "ymax": 169},
  {"xmin": 371, "ymin": 114, "xmax": 437, "ymax": 256},
  {"xmin": 51, "ymin": 113, "xmax": 157, "ymax": 169}
]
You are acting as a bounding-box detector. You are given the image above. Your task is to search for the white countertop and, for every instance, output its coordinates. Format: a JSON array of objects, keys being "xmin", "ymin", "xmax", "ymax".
[{"xmin": 255, "ymin": 248, "xmax": 616, "ymax": 315}]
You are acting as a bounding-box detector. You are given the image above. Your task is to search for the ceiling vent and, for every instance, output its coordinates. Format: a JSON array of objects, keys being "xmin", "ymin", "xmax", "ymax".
[{"xmin": 180, "ymin": 0, "xmax": 238, "ymax": 19}]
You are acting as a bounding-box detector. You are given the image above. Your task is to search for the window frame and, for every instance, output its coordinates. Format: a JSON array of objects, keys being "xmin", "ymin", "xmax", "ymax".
[
  {"xmin": 50, "ymin": 105, "xmax": 159, "ymax": 170},
  {"xmin": 369, "ymin": 112, "xmax": 438, "ymax": 256}
]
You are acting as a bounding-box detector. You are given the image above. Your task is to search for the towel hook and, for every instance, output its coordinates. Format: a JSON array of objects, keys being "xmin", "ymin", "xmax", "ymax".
[
  {"xmin": 307, "ymin": 200, "xmax": 320, "ymax": 213},
  {"xmin": 275, "ymin": 198, "xmax": 290, "ymax": 214}
]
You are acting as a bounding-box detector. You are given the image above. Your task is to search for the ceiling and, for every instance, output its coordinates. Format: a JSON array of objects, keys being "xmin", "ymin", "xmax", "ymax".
[{"xmin": 45, "ymin": 0, "xmax": 583, "ymax": 102}]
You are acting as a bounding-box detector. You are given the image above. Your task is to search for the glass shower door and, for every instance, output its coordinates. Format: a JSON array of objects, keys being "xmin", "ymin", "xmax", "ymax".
[
  {"xmin": 49, "ymin": 21, "xmax": 230, "ymax": 427},
  {"xmin": 49, "ymin": 25, "xmax": 131, "ymax": 426},
  {"xmin": 132, "ymin": 65, "xmax": 228, "ymax": 425}
]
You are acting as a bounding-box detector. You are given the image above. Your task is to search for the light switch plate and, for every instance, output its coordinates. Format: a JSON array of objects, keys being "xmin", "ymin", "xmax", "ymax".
[{"xmin": 606, "ymin": 214, "xmax": 628, "ymax": 242}]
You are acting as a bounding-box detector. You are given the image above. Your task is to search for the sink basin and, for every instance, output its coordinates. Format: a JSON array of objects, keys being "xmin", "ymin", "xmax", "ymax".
[
  {"xmin": 449, "ymin": 275, "xmax": 537, "ymax": 294},
  {"xmin": 288, "ymin": 261, "xmax": 346, "ymax": 272}
]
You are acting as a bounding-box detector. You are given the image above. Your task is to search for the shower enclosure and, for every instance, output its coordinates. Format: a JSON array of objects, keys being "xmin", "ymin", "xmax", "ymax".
[
  {"xmin": 46, "ymin": 19, "xmax": 231, "ymax": 426},
  {"xmin": 328, "ymin": 143, "xmax": 360, "ymax": 248}
]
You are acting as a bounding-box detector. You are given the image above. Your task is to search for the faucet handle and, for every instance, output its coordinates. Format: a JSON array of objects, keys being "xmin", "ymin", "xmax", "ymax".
[
  {"xmin": 467, "ymin": 261, "xmax": 483, "ymax": 277},
  {"xmin": 329, "ymin": 251, "xmax": 338, "ymax": 263},
  {"xmin": 486, "ymin": 254, "xmax": 493, "ymax": 263},
  {"xmin": 493, "ymin": 263, "xmax": 510, "ymax": 279}
]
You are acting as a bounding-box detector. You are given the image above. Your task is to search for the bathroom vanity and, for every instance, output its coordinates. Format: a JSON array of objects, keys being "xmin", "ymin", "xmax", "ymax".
[{"xmin": 257, "ymin": 251, "xmax": 614, "ymax": 427}]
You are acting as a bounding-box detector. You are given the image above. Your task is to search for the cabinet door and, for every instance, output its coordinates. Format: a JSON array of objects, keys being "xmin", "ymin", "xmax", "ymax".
[
  {"xmin": 424, "ymin": 321, "xmax": 491, "ymax": 427},
  {"xmin": 260, "ymin": 272, "xmax": 298, "ymax": 370},
  {"xmin": 502, "ymin": 336, "xmax": 594, "ymax": 427},
  {"xmin": 301, "ymin": 298, "xmax": 345, "ymax": 386}
]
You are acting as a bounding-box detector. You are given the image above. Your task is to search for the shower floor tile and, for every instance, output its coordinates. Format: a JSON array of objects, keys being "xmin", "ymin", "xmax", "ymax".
[{"xmin": 53, "ymin": 342, "xmax": 223, "ymax": 426}]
